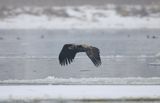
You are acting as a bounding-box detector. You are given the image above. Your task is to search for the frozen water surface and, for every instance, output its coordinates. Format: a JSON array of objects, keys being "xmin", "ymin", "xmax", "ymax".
[
  {"xmin": 0, "ymin": 85, "xmax": 160, "ymax": 103},
  {"xmin": 0, "ymin": 20, "xmax": 160, "ymax": 103},
  {"xmin": 0, "ymin": 29, "xmax": 160, "ymax": 84}
]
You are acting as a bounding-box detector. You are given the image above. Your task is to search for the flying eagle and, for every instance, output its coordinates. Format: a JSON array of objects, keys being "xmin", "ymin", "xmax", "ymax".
[{"xmin": 59, "ymin": 44, "xmax": 101, "ymax": 67}]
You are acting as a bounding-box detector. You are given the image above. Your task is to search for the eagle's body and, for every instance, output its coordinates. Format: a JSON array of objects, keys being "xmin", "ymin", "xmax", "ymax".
[{"xmin": 59, "ymin": 44, "xmax": 101, "ymax": 67}]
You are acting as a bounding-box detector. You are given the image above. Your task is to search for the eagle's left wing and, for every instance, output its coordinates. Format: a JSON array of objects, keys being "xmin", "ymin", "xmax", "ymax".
[{"xmin": 86, "ymin": 47, "xmax": 101, "ymax": 67}]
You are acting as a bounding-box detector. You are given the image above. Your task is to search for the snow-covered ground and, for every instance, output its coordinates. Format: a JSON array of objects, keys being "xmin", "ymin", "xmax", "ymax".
[
  {"xmin": 0, "ymin": 85, "xmax": 160, "ymax": 101},
  {"xmin": 0, "ymin": 5, "xmax": 160, "ymax": 29}
]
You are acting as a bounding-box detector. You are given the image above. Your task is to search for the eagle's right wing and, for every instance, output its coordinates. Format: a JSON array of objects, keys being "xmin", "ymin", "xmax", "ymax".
[
  {"xmin": 86, "ymin": 47, "xmax": 101, "ymax": 67},
  {"xmin": 59, "ymin": 44, "xmax": 77, "ymax": 65}
]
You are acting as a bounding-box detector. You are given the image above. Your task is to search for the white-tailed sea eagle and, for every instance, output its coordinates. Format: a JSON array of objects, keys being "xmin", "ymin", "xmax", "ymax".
[{"xmin": 59, "ymin": 44, "xmax": 101, "ymax": 67}]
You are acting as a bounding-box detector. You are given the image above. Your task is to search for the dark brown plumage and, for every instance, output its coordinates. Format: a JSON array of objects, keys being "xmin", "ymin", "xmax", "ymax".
[{"xmin": 59, "ymin": 44, "xmax": 101, "ymax": 67}]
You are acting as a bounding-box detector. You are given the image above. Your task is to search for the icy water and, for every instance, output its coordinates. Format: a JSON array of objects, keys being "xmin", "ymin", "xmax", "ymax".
[{"xmin": 0, "ymin": 29, "xmax": 160, "ymax": 80}]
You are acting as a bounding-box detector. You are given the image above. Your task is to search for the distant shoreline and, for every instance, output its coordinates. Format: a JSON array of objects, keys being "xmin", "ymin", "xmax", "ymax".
[{"xmin": 0, "ymin": 0, "xmax": 159, "ymax": 7}]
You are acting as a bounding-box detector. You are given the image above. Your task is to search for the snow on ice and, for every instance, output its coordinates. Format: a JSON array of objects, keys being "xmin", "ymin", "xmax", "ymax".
[
  {"xmin": 0, "ymin": 85, "xmax": 160, "ymax": 101},
  {"xmin": 1, "ymin": 77, "xmax": 160, "ymax": 85}
]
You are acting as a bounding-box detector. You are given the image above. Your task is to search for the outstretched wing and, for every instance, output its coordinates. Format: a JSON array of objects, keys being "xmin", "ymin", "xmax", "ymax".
[
  {"xmin": 59, "ymin": 44, "xmax": 77, "ymax": 65},
  {"xmin": 86, "ymin": 47, "xmax": 101, "ymax": 67}
]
